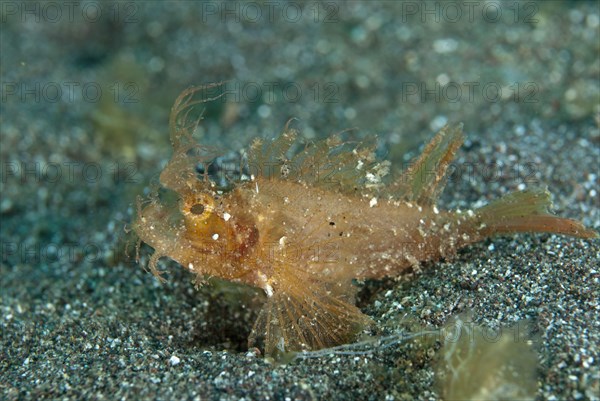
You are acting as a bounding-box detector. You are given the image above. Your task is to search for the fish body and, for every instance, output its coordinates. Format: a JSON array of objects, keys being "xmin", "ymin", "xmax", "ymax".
[
  {"xmin": 227, "ymin": 178, "xmax": 474, "ymax": 282},
  {"xmin": 133, "ymin": 84, "xmax": 597, "ymax": 356}
]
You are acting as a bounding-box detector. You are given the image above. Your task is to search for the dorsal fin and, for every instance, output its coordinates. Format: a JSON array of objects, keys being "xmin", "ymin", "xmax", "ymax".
[
  {"xmin": 159, "ymin": 83, "xmax": 227, "ymax": 194},
  {"xmin": 386, "ymin": 123, "xmax": 464, "ymax": 205},
  {"xmin": 169, "ymin": 82, "xmax": 228, "ymax": 149},
  {"xmin": 247, "ymin": 127, "xmax": 388, "ymax": 196}
]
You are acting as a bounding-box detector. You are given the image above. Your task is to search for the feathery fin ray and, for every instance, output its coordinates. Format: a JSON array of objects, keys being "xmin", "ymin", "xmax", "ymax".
[
  {"xmin": 248, "ymin": 268, "xmax": 372, "ymax": 357},
  {"xmin": 389, "ymin": 123, "xmax": 465, "ymax": 205}
]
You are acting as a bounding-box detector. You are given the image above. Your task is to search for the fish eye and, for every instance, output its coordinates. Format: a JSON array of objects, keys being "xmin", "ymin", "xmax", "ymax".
[
  {"xmin": 190, "ymin": 204, "xmax": 205, "ymax": 215},
  {"xmin": 182, "ymin": 193, "xmax": 215, "ymax": 221}
]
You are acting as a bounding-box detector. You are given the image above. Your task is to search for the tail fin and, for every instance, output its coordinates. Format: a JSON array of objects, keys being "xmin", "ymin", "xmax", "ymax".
[{"xmin": 476, "ymin": 188, "xmax": 598, "ymax": 239}]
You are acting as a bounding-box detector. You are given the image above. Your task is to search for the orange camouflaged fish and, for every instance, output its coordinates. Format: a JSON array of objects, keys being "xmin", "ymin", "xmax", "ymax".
[{"xmin": 132, "ymin": 83, "xmax": 598, "ymax": 357}]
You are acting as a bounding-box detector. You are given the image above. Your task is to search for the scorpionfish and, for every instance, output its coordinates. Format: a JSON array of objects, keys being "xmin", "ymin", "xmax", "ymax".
[{"xmin": 133, "ymin": 83, "xmax": 598, "ymax": 356}]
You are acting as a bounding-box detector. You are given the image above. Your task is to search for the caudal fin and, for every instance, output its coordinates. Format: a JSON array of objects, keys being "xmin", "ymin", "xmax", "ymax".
[{"xmin": 476, "ymin": 188, "xmax": 598, "ymax": 239}]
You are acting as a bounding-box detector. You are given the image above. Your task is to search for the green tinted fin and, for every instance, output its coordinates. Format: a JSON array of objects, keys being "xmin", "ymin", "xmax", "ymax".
[{"xmin": 389, "ymin": 123, "xmax": 464, "ymax": 205}]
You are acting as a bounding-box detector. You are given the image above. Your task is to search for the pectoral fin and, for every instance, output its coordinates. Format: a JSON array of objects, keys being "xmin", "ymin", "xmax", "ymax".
[{"xmin": 248, "ymin": 270, "xmax": 372, "ymax": 358}]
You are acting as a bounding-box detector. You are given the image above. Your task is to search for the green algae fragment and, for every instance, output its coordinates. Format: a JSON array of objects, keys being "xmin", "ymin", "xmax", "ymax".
[{"xmin": 436, "ymin": 314, "xmax": 538, "ymax": 401}]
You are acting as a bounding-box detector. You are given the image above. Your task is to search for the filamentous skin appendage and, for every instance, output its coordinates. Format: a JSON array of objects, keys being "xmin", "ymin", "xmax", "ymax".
[{"xmin": 133, "ymin": 83, "xmax": 598, "ymax": 357}]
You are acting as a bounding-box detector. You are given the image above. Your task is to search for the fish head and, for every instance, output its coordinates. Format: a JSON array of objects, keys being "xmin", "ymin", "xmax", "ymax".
[{"xmin": 179, "ymin": 185, "xmax": 260, "ymax": 280}]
